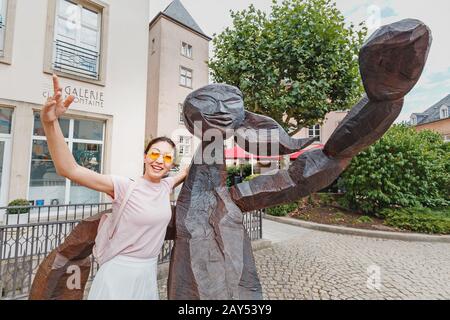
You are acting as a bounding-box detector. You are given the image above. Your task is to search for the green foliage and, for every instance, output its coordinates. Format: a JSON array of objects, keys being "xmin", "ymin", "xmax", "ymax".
[
  {"xmin": 244, "ymin": 174, "xmax": 260, "ymax": 182},
  {"xmin": 226, "ymin": 164, "xmax": 253, "ymax": 186},
  {"xmin": 356, "ymin": 216, "xmax": 373, "ymax": 224},
  {"xmin": 7, "ymin": 199, "xmax": 31, "ymax": 215},
  {"xmin": 266, "ymin": 202, "xmax": 299, "ymax": 216},
  {"xmin": 316, "ymin": 193, "xmax": 334, "ymax": 206},
  {"xmin": 339, "ymin": 125, "xmax": 450, "ymax": 214},
  {"xmin": 304, "ymin": 195, "xmax": 318, "ymax": 208},
  {"xmin": 380, "ymin": 207, "xmax": 450, "ymax": 234},
  {"xmin": 333, "ymin": 212, "xmax": 345, "ymax": 222},
  {"xmin": 209, "ymin": 0, "xmax": 367, "ymax": 132}
]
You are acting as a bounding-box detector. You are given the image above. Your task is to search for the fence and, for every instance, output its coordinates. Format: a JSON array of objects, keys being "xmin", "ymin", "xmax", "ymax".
[{"xmin": 0, "ymin": 203, "xmax": 263, "ymax": 300}]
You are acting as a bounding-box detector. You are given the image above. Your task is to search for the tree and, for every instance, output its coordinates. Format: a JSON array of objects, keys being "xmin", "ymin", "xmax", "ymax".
[
  {"xmin": 209, "ymin": 0, "xmax": 367, "ymax": 133},
  {"xmin": 338, "ymin": 125, "xmax": 450, "ymax": 214}
]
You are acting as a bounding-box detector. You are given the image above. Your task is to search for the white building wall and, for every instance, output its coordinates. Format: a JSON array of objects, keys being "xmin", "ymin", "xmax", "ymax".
[{"xmin": 0, "ymin": 0, "xmax": 150, "ymax": 212}]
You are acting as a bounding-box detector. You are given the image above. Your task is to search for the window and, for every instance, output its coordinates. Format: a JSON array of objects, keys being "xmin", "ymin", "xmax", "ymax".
[
  {"xmin": 181, "ymin": 42, "xmax": 192, "ymax": 58},
  {"xmin": 0, "ymin": 0, "xmax": 7, "ymax": 56},
  {"xmin": 410, "ymin": 115, "xmax": 417, "ymax": 125},
  {"xmin": 440, "ymin": 105, "xmax": 448, "ymax": 119},
  {"xmin": 308, "ymin": 125, "xmax": 321, "ymax": 142},
  {"xmin": 52, "ymin": 0, "xmax": 102, "ymax": 79},
  {"xmin": 178, "ymin": 136, "xmax": 191, "ymax": 156},
  {"xmin": 45, "ymin": 0, "xmax": 108, "ymax": 84},
  {"xmin": 444, "ymin": 135, "xmax": 450, "ymax": 143},
  {"xmin": 29, "ymin": 113, "xmax": 105, "ymax": 205},
  {"xmin": 0, "ymin": 0, "xmax": 15, "ymax": 64},
  {"xmin": 178, "ymin": 103, "xmax": 184, "ymax": 124},
  {"xmin": 180, "ymin": 66, "xmax": 193, "ymax": 88},
  {"xmin": 0, "ymin": 107, "xmax": 13, "ymax": 207},
  {"xmin": 0, "ymin": 107, "xmax": 13, "ymax": 134},
  {"xmin": 151, "ymin": 38, "xmax": 156, "ymax": 54}
]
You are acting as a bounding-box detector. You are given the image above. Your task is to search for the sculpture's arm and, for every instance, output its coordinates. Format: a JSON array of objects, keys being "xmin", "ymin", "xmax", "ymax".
[
  {"xmin": 230, "ymin": 19, "xmax": 431, "ymax": 212},
  {"xmin": 165, "ymin": 204, "xmax": 176, "ymax": 240},
  {"xmin": 235, "ymin": 110, "xmax": 317, "ymax": 155},
  {"xmin": 230, "ymin": 97, "xmax": 399, "ymax": 211}
]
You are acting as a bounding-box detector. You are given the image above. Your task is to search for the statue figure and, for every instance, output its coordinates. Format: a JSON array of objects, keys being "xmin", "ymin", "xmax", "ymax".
[{"xmin": 29, "ymin": 19, "xmax": 431, "ymax": 300}]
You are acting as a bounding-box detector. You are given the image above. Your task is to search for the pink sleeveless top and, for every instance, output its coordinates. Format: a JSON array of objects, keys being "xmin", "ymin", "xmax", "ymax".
[{"xmin": 96, "ymin": 175, "xmax": 175, "ymax": 265}]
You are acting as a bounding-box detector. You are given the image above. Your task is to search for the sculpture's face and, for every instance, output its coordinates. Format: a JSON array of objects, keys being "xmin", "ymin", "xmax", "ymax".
[{"xmin": 183, "ymin": 84, "xmax": 245, "ymax": 137}]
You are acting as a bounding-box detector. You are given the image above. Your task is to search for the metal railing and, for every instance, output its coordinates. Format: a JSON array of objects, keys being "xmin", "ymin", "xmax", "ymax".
[
  {"xmin": 0, "ymin": 203, "xmax": 263, "ymax": 300},
  {"xmin": 53, "ymin": 39, "xmax": 100, "ymax": 79}
]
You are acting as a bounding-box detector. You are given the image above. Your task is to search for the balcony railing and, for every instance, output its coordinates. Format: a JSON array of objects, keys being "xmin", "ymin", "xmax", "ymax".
[
  {"xmin": 0, "ymin": 203, "xmax": 263, "ymax": 300},
  {"xmin": 53, "ymin": 40, "xmax": 99, "ymax": 80}
]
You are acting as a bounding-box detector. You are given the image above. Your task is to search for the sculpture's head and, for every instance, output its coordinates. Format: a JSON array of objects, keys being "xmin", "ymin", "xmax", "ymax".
[
  {"xmin": 183, "ymin": 84, "xmax": 246, "ymax": 137},
  {"xmin": 182, "ymin": 84, "xmax": 315, "ymax": 156}
]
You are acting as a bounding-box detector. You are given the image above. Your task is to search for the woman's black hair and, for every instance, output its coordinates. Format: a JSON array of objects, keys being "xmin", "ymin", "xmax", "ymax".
[{"xmin": 144, "ymin": 136, "xmax": 176, "ymax": 154}]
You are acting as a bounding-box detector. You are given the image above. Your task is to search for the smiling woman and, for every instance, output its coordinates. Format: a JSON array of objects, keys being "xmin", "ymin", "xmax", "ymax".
[{"xmin": 31, "ymin": 74, "xmax": 190, "ymax": 300}]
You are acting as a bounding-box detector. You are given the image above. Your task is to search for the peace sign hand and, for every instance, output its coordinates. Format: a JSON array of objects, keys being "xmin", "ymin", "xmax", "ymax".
[{"xmin": 41, "ymin": 74, "xmax": 75, "ymax": 124}]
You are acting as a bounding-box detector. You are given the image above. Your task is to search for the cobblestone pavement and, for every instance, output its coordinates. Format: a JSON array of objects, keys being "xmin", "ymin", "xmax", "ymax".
[{"xmin": 157, "ymin": 219, "xmax": 450, "ymax": 300}]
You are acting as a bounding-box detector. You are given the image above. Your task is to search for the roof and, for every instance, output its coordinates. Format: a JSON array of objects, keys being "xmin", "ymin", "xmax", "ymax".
[
  {"xmin": 412, "ymin": 94, "xmax": 450, "ymax": 125},
  {"xmin": 150, "ymin": 0, "xmax": 211, "ymax": 40}
]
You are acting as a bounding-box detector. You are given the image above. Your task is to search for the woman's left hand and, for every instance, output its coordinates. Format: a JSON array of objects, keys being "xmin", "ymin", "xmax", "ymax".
[{"xmin": 173, "ymin": 165, "xmax": 190, "ymax": 188}]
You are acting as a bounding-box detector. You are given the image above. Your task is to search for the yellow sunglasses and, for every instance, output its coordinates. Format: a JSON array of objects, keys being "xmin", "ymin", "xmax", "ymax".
[{"xmin": 146, "ymin": 150, "xmax": 174, "ymax": 164}]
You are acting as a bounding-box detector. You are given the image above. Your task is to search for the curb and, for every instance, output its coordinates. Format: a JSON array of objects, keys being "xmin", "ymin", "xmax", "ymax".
[
  {"xmin": 264, "ymin": 214, "xmax": 450, "ymax": 243},
  {"xmin": 157, "ymin": 239, "xmax": 273, "ymax": 280}
]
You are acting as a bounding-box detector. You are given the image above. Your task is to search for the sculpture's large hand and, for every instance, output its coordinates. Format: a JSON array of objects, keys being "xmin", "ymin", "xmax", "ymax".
[
  {"xmin": 230, "ymin": 19, "xmax": 432, "ymax": 212},
  {"xmin": 359, "ymin": 19, "xmax": 431, "ymax": 102}
]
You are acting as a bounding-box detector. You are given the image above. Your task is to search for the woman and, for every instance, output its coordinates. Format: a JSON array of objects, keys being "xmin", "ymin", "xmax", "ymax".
[{"xmin": 41, "ymin": 74, "xmax": 188, "ymax": 300}]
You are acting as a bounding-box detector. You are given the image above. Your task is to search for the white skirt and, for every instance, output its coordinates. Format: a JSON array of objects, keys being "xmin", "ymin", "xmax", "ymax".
[{"xmin": 87, "ymin": 255, "xmax": 159, "ymax": 300}]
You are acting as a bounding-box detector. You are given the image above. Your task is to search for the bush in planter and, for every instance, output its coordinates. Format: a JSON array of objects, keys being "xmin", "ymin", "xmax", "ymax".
[
  {"xmin": 243, "ymin": 174, "xmax": 260, "ymax": 182},
  {"xmin": 6, "ymin": 199, "xmax": 31, "ymax": 215},
  {"xmin": 266, "ymin": 202, "xmax": 298, "ymax": 217},
  {"xmin": 226, "ymin": 164, "xmax": 253, "ymax": 187}
]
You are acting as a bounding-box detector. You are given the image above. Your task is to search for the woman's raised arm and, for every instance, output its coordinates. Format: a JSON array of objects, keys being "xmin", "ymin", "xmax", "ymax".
[{"xmin": 41, "ymin": 75, "xmax": 114, "ymax": 198}]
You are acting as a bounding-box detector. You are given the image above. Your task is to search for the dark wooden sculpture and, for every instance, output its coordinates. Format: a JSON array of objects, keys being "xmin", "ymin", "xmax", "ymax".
[
  {"xmin": 29, "ymin": 212, "xmax": 106, "ymax": 299},
  {"xmin": 29, "ymin": 19, "xmax": 431, "ymax": 300}
]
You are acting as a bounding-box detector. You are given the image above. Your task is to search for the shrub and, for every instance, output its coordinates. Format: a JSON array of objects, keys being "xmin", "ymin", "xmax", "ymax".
[
  {"xmin": 266, "ymin": 202, "xmax": 298, "ymax": 217},
  {"xmin": 356, "ymin": 216, "xmax": 373, "ymax": 224},
  {"xmin": 380, "ymin": 207, "xmax": 450, "ymax": 234},
  {"xmin": 226, "ymin": 164, "xmax": 253, "ymax": 187},
  {"xmin": 316, "ymin": 193, "xmax": 334, "ymax": 206},
  {"xmin": 7, "ymin": 199, "xmax": 31, "ymax": 215},
  {"xmin": 244, "ymin": 174, "xmax": 260, "ymax": 182},
  {"xmin": 339, "ymin": 125, "xmax": 450, "ymax": 214}
]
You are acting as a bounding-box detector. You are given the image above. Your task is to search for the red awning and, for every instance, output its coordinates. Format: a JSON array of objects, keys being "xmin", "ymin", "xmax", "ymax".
[
  {"xmin": 289, "ymin": 144, "xmax": 324, "ymax": 159},
  {"xmin": 224, "ymin": 146, "xmax": 250, "ymax": 159},
  {"xmin": 224, "ymin": 144, "xmax": 325, "ymax": 160},
  {"xmin": 224, "ymin": 146, "xmax": 280, "ymax": 160}
]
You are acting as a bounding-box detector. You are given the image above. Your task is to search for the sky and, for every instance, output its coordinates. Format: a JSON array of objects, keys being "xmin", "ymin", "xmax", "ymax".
[{"xmin": 149, "ymin": 0, "xmax": 450, "ymax": 123}]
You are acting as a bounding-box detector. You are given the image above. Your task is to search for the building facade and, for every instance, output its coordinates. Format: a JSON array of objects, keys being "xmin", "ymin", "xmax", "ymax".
[
  {"xmin": 292, "ymin": 111, "xmax": 349, "ymax": 145},
  {"xmin": 0, "ymin": 0, "xmax": 150, "ymax": 219},
  {"xmin": 147, "ymin": 0, "xmax": 210, "ymax": 168},
  {"xmin": 410, "ymin": 94, "xmax": 450, "ymax": 142}
]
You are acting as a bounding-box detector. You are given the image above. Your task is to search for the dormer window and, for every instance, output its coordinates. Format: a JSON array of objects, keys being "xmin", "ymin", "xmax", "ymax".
[
  {"xmin": 410, "ymin": 115, "xmax": 417, "ymax": 125},
  {"xmin": 440, "ymin": 105, "xmax": 448, "ymax": 119}
]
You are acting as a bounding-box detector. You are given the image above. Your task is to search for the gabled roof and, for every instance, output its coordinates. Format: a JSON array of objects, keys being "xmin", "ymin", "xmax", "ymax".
[
  {"xmin": 412, "ymin": 94, "xmax": 450, "ymax": 125},
  {"xmin": 150, "ymin": 0, "xmax": 211, "ymax": 41}
]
